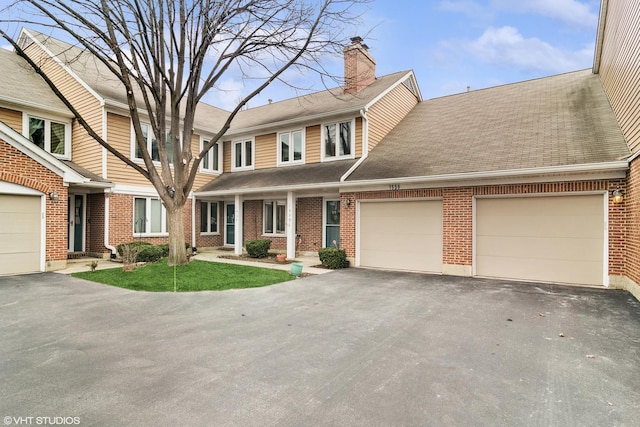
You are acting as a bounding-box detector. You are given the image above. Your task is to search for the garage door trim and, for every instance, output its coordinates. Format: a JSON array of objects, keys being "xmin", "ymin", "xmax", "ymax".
[
  {"xmin": 0, "ymin": 181, "xmax": 46, "ymax": 274},
  {"xmin": 472, "ymin": 192, "xmax": 609, "ymax": 286}
]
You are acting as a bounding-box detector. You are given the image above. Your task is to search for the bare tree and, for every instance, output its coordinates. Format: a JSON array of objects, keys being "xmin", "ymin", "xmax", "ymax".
[{"xmin": 0, "ymin": 0, "xmax": 368, "ymax": 265}]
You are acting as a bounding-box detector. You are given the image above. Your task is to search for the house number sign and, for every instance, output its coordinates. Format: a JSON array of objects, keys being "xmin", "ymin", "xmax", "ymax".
[{"xmin": 389, "ymin": 184, "xmax": 400, "ymax": 191}]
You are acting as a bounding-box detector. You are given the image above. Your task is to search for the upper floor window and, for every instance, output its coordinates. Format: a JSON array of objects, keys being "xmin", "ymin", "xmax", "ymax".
[
  {"xmin": 200, "ymin": 138, "xmax": 222, "ymax": 173},
  {"xmin": 134, "ymin": 197, "xmax": 167, "ymax": 235},
  {"xmin": 26, "ymin": 116, "xmax": 71, "ymax": 158},
  {"xmin": 278, "ymin": 129, "xmax": 304, "ymax": 166},
  {"xmin": 232, "ymin": 138, "xmax": 254, "ymax": 171},
  {"xmin": 133, "ymin": 123, "xmax": 173, "ymax": 164},
  {"xmin": 322, "ymin": 119, "xmax": 354, "ymax": 161},
  {"xmin": 264, "ymin": 200, "xmax": 286, "ymax": 235}
]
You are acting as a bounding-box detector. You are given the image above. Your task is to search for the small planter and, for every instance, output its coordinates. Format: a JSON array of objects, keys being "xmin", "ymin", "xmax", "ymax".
[
  {"xmin": 290, "ymin": 262, "xmax": 303, "ymax": 276},
  {"xmin": 276, "ymin": 254, "xmax": 286, "ymax": 263}
]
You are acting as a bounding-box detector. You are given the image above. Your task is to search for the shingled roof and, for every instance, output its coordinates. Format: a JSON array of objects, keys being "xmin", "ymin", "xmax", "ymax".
[
  {"xmin": 346, "ymin": 70, "xmax": 629, "ymax": 182},
  {"xmin": 196, "ymin": 159, "xmax": 357, "ymax": 194}
]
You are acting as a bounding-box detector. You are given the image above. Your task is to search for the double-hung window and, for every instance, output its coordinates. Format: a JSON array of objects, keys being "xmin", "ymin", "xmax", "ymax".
[
  {"xmin": 232, "ymin": 138, "xmax": 253, "ymax": 171},
  {"xmin": 264, "ymin": 200, "xmax": 286, "ymax": 235},
  {"xmin": 201, "ymin": 138, "xmax": 222, "ymax": 173},
  {"xmin": 26, "ymin": 115, "xmax": 71, "ymax": 158},
  {"xmin": 133, "ymin": 123, "xmax": 174, "ymax": 164},
  {"xmin": 134, "ymin": 197, "xmax": 167, "ymax": 235},
  {"xmin": 278, "ymin": 130, "xmax": 304, "ymax": 166},
  {"xmin": 200, "ymin": 201, "xmax": 219, "ymax": 234},
  {"xmin": 322, "ymin": 119, "xmax": 354, "ymax": 160}
]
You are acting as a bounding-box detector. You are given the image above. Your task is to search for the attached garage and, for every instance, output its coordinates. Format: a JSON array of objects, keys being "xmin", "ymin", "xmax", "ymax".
[
  {"xmin": 358, "ymin": 199, "xmax": 442, "ymax": 273},
  {"xmin": 475, "ymin": 194, "xmax": 606, "ymax": 286},
  {"xmin": 0, "ymin": 192, "xmax": 43, "ymax": 275}
]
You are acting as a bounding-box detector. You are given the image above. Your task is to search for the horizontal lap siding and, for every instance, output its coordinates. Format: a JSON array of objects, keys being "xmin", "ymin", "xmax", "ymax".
[
  {"xmin": 255, "ymin": 133, "xmax": 276, "ymax": 169},
  {"xmin": 367, "ymin": 83, "xmax": 419, "ymax": 152},
  {"xmin": 106, "ymin": 112, "xmax": 148, "ymax": 185},
  {"xmin": 305, "ymin": 125, "xmax": 321, "ymax": 163},
  {"xmin": 0, "ymin": 108, "xmax": 22, "ymax": 132},
  {"xmin": 24, "ymin": 44, "xmax": 103, "ymax": 176},
  {"xmin": 598, "ymin": 0, "xmax": 640, "ymax": 153}
]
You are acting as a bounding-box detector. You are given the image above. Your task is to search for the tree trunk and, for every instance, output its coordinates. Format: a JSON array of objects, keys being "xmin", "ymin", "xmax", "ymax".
[{"xmin": 166, "ymin": 203, "xmax": 188, "ymax": 267}]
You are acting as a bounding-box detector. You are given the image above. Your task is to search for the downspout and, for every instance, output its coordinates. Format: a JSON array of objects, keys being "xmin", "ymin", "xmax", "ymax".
[
  {"xmin": 100, "ymin": 107, "xmax": 117, "ymax": 257},
  {"xmin": 191, "ymin": 192, "xmax": 197, "ymax": 252},
  {"xmin": 341, "ymin": 107, "xmax": 369, "ymax": 182}
]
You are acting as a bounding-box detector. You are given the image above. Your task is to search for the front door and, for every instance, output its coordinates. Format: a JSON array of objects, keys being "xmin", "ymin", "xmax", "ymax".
[
  {"xmin": 225, "ymin": 203, "xmax": 235, "ymax": 246},
  {"xmin": 68, "ymin": 194, "xmax": 85, "ymax": 252},
  {"xmin": 325, "ymin": 199, "xmax": 340, "ymax": 248}
]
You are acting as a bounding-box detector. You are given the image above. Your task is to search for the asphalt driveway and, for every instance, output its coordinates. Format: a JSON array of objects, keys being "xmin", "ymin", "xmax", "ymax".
[{"xmin": 1, "ymin": 270, "xmax": 639, "ymax": 426}]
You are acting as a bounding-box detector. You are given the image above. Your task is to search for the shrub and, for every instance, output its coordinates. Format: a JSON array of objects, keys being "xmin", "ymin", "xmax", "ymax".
[
  {"xmin": 137, "ymin": 245, "xmax": 165, "ymax": 263},
  {"xmin": 157, "ymin": 243, "xmax": 191, "ymax": 258},
  {"xmin": 117, "ymin": 241, "xmax": 152, "ymax": 257},
  {"xmin": 246, "ymin": 239, "xmax": 271, "ymax": 258},
  {"xmin": 318, "ymin": 247, "xmax": 347, "ymax": 269}
]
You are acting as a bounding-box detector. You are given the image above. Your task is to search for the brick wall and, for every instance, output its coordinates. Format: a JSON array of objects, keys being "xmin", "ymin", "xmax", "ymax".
[
  {"xmin": 296, "ymin": 197, "xmax": 323, "ymax": 252},
  {"xmin": 341, "ymin": 179, "xmax": 626, "ymax": 273},
  {"xmin": 86, "ymin": 193, "xmax": 109, "ymax": 255},
  {"xmin": 626, "ymin": 159, "xmax": 640, "ymax": 287},
  {"xmin": 1, "ymin": 139, "xmax": 68, "ymax": 265},
  {"xmin": 107, "ymin": 192, "xmax": 193, "ymax": 249}
]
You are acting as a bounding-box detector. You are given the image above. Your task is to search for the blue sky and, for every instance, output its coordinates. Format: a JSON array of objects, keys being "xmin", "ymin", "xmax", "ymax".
[{"xmin": 0, "ymin": 0, "xmax": 601, "ymax": 110}]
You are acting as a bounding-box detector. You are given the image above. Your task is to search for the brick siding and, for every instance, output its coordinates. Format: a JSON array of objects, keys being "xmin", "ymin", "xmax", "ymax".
[
  {"xmin": 1, "ymin": 139, "xmax": 68, "ymax": 265},
  {"xmin": 626, "ymin": 159, "xmax": 640, "ymax": 287}
]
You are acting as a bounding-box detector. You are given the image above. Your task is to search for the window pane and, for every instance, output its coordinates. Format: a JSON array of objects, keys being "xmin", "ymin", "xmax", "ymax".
[
  {"xmin": 245, "ymin": 140, "xmax": 252, "ymax": 166},
  {"xmin": 276, "ymin": 203, "xmax": 286, "ymax": 234},
  {"xmin": 151, "ymin": 132, "xmax": 159, "ymax": 161},
  {"xmin": 150, "ymin": 199, "xmax": 162, "ymax": 233},
  {"xmin": 212, "ymin": 143, "xmax": 219, "ymax": 170},
  {"xmin": 264, "ymin": 202, "xmax": 274, "ymax": 234},
  {"xmin": 325, "ymin": 124, "xmax": 336, "ymax": 157},
  {"xmin": 134, "ymin": 198, "xmax": 146, "ymax": 233},
  {"xmin": 235, "ymin": 142, "xmax": 242, "ymax": 167},
  {"xmin": 293, "ymin": 131, "xmax": 303, "ymax": 161},
  {"xmin": 326, "ymin": 201, "xmax": 340, "ymax": 225},
  {"xmin": 200, "ymin": 202, "xmax": 208, "ymax": 232},
  {"xmin": 50, "ymin": 122, "xmax": 66, "ymax": 155},
  {"xmin": 280, "ymin": 133, "xmax": 290, "ymax": 162},
  {"xmin": 210, "ymin": 203, "xmax": 218, "ymax": 233},
  {"xmin": 29, "ymin": 118, "xmax": 45, "ymax": 150},
  {"xmin": 339, "ymin": 122, "xmax": 351, "ymax": 155}
]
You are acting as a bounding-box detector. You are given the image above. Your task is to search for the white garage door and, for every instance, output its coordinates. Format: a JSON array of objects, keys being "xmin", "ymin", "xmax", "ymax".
[
  {"xmin": 475, "ymin": 195, "xmax": 605, "ymax": 286},
  {"xmin": 0, "ymin": 194, "xmax": 42, "ymax": 275},
  {"xmin": 359, "ymin": 200, "xmax": 442, "ymax": 273}
]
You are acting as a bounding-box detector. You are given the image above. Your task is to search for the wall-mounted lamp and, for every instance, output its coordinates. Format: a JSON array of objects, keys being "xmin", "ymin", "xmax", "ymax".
[
  {"xmin": 612, "ymin": 187, "xmax": 624, "ymax": 204},
  {"xmin": 48, "ymin": 191, "xmax": 59, "ymax": 203},
  {"xmin": 343, "ymin": 199, "xmax": 351, "ymax": 208}
]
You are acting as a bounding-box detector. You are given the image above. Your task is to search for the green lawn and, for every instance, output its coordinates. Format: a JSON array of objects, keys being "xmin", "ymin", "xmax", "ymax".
[{"xmin": 71, "ymin": 259, "xmax": 297, "ymax": 292}]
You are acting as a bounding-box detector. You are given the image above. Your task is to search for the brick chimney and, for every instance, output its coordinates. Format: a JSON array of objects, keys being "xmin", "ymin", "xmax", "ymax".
[{"xmin": 344, "ymin": 36, "xmax": 376, "ymax": 94}]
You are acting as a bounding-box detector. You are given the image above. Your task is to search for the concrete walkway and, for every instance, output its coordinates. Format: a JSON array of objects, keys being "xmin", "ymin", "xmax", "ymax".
[{"xmin": 55, "ymin": 249, "xmax": 330, "ymax": 275}]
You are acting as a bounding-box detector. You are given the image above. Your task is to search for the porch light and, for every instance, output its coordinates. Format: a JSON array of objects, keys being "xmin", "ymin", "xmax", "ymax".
[
  {"xmin": 343, "ymin": 199, "xmax": 351, "ymax": 208},
  {"xmin": 48, "ymin": 191, "xmax": 59, "ymax": 203},
  {"xmin": 612, "ymin": 188, "xmax": 624, "ymax": 204}
]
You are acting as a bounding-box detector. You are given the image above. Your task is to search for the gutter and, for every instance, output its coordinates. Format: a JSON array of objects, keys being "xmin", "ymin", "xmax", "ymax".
[{"xmin": 339, "ymin": 161, "xmax": 630, "ymax": 188}]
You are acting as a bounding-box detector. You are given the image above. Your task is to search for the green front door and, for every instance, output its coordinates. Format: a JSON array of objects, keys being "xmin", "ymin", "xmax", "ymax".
[
  {"xmin": 225, "ymin": 203, "xmax": 235, "ymax": 246},
  {"xmin": 68, "ymin": 194, "xmax": 84, "ymax": 252}
]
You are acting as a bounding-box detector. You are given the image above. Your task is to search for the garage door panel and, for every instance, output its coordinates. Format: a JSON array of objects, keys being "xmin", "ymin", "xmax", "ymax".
[
  {"xmin": 478, "ymin": 215, "xmax": 603, "ymax": 239},
  {"xmin": 476, "ymin": 195, "xmax": 604, "ymax": 286},
  {"xmin": 0, "ymin": 194, "xmax": 41, "ymax": 275},
  {"xmin": 359, "ymin": 200, "xmax": 442, "ymax": 273},
  {"xmin": 477, "ymin": 235, "xmax": 603, "ymax": 262}
]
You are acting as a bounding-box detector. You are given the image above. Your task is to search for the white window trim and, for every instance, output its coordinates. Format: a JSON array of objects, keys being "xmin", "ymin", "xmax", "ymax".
[
  {"xmin": 22, "ymin": 113, "xmax": 72, "ymax": 160},
  {"xmin": 133, "ymin": 196, "xmax": 168, "ymax": 237},
  {"xmin": 199, "ymin": 137, "xmax": 223, "ymax": 174},
  {"xmin": 131, "ymin": 122, "xmax": 180, "ymax": 166},
  {"xmin": 200, "ymin": 201, "xmax": 220, "ymax": 235},
  {"xmin": 231, "ymin": 138, "xmax": 255, "ymax": 171},
  {"xmin": 321, "ymin": 118, "xmax": 356, "ymax": 162},
  {"xmin": 263, "ymin": 200, "xmax": 286, "ymax": 236},
  {"xmin": 277, "ymin": 128, "xmax": 306, "ymax": 167}
]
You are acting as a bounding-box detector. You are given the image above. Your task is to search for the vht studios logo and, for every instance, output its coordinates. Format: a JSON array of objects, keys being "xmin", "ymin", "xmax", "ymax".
[{"xmin": 4, "ymin": 416, "xmax": 81, "ymax": 425}]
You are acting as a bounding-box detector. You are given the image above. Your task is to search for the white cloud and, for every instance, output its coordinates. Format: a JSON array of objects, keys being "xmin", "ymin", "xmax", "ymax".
[
  {"xmin": 467, "ymin": 26, "xmax": 593, "ymax": 73},
  {"xmin": 438, "ymin": 0, "xmax": 494, "ymax": 22},
  {"xmin": 491, "ymin": 0, "xmax": 598, "ymax": 28}
]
